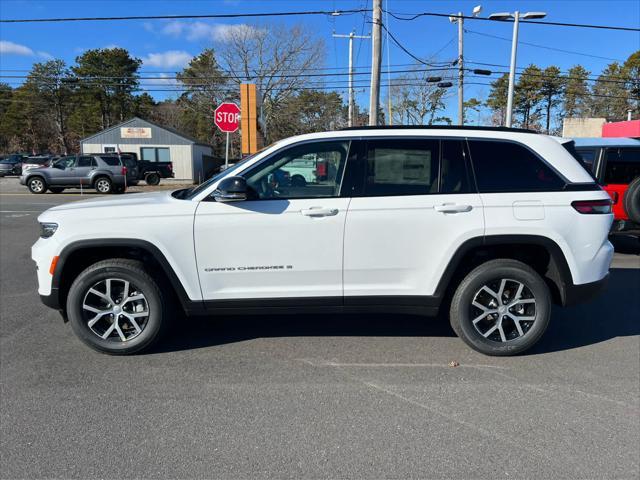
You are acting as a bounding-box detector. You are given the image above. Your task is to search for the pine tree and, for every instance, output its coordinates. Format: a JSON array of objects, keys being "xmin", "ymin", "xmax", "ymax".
[{"xmin": 563, "ymin": 65, "xmax": 590, "ymax": 118}]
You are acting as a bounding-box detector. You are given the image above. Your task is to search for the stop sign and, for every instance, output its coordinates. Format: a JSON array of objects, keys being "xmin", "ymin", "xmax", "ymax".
[{"xmin": 214, "ymin": 103, "xmax": 241, "ymax": 133}]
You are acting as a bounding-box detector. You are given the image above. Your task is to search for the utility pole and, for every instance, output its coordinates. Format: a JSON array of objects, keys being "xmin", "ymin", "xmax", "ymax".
[
  {"xmin": 369, "ymin": 0, "xmax": 382, "ymax": 126},
  {"xmin": 450, "ymin": 6, "xmax": 482, "ymax": 126},
  {"xmin": 333, "ymin": 31, "xmax": 370, "ymax": 127},
  {"xmin": 457, "ymin": 12, "xmax": 464, "ymax": 126}
]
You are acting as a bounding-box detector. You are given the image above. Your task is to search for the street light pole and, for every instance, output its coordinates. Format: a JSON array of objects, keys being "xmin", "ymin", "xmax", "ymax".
[
  {"xmin": 505, "ymin": 11, "xmax": 519, "ymax": 128},
  {"xmin": 457, "ymin": 12, "xmax": 464, "ymax": 126},
  {"xmin": 489, "ymin": 10, "xmax": 547, "ymax": 128}
]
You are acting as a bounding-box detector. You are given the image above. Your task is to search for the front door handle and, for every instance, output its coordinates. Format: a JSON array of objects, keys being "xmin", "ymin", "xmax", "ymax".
[
  {"xmin": 301, "ymin": 207, "xmax": 339, "ymax": 217},
  {"xmin": 434, "ymin": 204, "xmax": 473, "ymax": 213}
]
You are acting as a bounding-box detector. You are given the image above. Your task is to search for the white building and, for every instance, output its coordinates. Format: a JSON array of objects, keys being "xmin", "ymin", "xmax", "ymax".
[{"xmin": 80, "ymin": 117, "xmax": 213, "ymax": 182}]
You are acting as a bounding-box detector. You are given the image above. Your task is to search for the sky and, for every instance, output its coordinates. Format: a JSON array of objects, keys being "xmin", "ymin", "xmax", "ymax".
[{"xmin": 0, "ymin": 0, "xmax": 639, "ymax": 123}]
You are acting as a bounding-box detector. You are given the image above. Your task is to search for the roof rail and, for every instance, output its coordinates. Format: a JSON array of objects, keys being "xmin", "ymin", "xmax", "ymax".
[{"xmin": 340, "ymin": 125, "xmax": 538, "ymax": 134}]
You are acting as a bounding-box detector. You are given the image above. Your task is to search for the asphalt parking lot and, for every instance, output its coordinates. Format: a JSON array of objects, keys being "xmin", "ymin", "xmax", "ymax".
[{"xmin": 1, "ymin": 179, "xmax": 639, "ymax": 479}]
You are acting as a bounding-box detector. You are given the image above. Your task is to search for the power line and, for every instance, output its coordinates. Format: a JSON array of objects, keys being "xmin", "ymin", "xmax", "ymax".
[
  {"xmin": 465, "ymin": 29, "xmax": 626, "ymax": 62},
  {"xmin": 0, "ymin": 8, "xmax": 367, "ymax": 23},
  {"xmin": 385, "ymin": 11, "xmax": 640, "ymax": 32}
]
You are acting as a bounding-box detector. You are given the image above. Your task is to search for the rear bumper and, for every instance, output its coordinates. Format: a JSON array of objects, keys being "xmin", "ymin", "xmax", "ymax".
[{"xmin": 563, "ymin": 273, "xmax": 609, "ymax": 306}]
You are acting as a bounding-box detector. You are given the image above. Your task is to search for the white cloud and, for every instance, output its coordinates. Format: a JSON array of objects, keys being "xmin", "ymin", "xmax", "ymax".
[
  {"xmin": 159, "ymin": 21, "xmax": 262, "ymax": 42},
  {"xmin": 0, "ymin": 40, "xmax": 52, "ymax": 58},
  {"xmin": 142, "ymin": 50, "xmax": 193, "ymax": 68},
  {"xmin": 0, "ymin": 40, "xmax": 34, "ymax": 56}
]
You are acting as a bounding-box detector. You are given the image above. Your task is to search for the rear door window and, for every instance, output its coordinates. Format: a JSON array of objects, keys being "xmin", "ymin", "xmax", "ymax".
[
  {"xmin": 467, "ymin": 140, "xmax": 565, "ymax": 192},
  {"xmin": 363, "ymin": 139, "xmax": 439, "ymax": 196},
  {"xmin": 604, "ymin": 148, "xmax": 640, "ymax": 184},
  {"xmin": 77, "ymin": 156, "xmax": 97, "ymax": 167}
]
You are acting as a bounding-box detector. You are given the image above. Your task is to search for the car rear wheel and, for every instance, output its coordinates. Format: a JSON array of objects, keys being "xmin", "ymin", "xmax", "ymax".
[
  {"xmin": 623, "ymin": 177, "xmax": 640, "ymax": 224},
  {"xmin": 66, "ymin": 259, "xmax": 168, "ymax": 355},
  {"xmin": 145, "ymin": 173, "xmax": 160, "ymax": 186},
  {"xmin": 449, "ymin": 259, "xmax": 551, "ymax": 356},
  {"xmin": 27, "ymin": 177, "xmax": 47, "ymax": 194},
  {"xmin": 94, "ymin": 177, "xmax": 112, "ymax": 194}
]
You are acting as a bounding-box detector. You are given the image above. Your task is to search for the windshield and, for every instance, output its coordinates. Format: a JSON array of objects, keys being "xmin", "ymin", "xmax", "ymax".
[{"xmin": 183, "ymin": 154, "xmax": 257, "ymax": 200}]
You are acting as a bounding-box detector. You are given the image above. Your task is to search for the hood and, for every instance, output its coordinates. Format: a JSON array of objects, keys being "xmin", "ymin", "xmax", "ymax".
[{"xmin": 48, "ymin": 190, "xmax": 176, "ymax": 212}]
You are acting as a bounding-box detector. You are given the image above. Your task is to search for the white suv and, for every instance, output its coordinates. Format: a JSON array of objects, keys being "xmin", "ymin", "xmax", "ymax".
[{"xmin": 32, "ymin": 126, "xmax": 614, "ymax": 356}]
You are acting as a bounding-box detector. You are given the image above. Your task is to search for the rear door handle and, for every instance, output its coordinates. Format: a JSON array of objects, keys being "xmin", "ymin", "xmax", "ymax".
[
  {"xmin": 301, "ymin": 207, "xmax": 339, "ymax": 217},
  {"xmin": 434, "ymin": 204, "xmax": 473, "ymax": 213}
]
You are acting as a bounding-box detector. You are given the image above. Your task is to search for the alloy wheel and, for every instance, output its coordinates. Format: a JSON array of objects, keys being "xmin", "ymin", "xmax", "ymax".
[
  {"xmin": 82, "ymin": 278, "xmax": 150, "ymax": 342},
  {"xmin": 96, "ymin": 179, "xmax": 111, "ymax": 193},
  {"xmin": 30, "ymin": 179, "xmax": 44, "ymax": 193},
  {"xmin": 470, "ymin": 278, "xmax": 537, "ymax": 342}
]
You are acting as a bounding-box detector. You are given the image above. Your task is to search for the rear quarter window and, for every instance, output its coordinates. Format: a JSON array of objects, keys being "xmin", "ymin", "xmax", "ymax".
[
  {"xmin": 467, "ymin": 140, "xmax": 565, "ymax": 192},
  {"xmin": 604, "ymin": 148, "xmax": 640, "ymax": 184},
  {"xmin": 100, "ymin": 156, "xmax": 121, "ymax": 167}
]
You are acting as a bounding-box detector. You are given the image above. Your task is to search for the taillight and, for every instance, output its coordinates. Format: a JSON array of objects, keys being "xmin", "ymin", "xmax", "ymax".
[
  {"xmin": 571, "ymin": 199, "xmax": 612, "ymax": 214},
  {"xmin": 122, "ymin": 166, "xmax": 127, "ymax": 175},
  {"xmin": 168, "ymin": 163, "xmax": 173, "ymax": 171},
  {"xmin": 609, "ymin": 191, "xmax": 619, "ymax": 204}
]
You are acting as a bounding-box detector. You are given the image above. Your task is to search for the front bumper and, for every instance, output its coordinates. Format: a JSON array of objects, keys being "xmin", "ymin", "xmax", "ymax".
[{"xmin": 563, "ymin": 273, "xmax": 609, "ymax": 306}]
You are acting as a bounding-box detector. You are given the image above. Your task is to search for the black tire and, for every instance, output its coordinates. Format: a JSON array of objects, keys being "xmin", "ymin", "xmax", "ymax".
[
  {"xmin": 291, "ymin": 174, "xmax": 307, "ymax": 187},
  {"xmin": 94, "ymin": 176, "xmax": 112, "ymax": 194},
  {"xmin": 66, "ymin": 259, "xmax": 168, "ymax": 355},
  {"xmin": 623, "ymin": 177, "xmax": 640, "ymax": 224},
  {"xmin": 27, "ymin": 176, "xmax": 47, "ymax": 194},
  {"xmin": 49, "ymin": 187, "xmax": 65, "ymax": 194},
  {"xmin": 449, "ymin": 259, "xmax": 551, "ymax": 356},
  {"xmin": 145, "ymin": 172, "xmax": 160, "ymax": 186}
]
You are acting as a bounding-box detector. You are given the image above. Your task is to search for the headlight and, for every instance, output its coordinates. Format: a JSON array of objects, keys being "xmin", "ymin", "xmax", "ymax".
[{"xmin": 39, "ymin": 222, "xmax": 58, "ymax": 238}]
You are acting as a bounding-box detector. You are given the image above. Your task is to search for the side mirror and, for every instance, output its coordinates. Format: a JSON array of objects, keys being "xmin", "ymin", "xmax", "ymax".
[{"xmin": 213, "ymin": 176, "xmax": 247, "ymax": 202}]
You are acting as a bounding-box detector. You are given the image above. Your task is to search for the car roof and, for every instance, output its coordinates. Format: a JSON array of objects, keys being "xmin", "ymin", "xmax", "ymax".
[{"xmin": 571, "ymin": 137, "xmax": 640, "ymax": 148}]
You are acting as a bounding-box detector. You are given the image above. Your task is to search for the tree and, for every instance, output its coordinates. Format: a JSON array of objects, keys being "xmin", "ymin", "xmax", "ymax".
[
  {"xmin": 514, "ymin": 65, "xmax": 544, "ymax": 129},
  {"xmin": 0, "ymin": 84, "xmax": 13, "ymax": 151},
  {"xmin": 215, "ymin": 23, "xmax": 325, "ymax": 143},
  {"xmin": 486, "ymin": 73, "xmax": 509, "ymax": 125},
  {"xmin": 622, "ymin": 51, "xmax": 639, "ymax": 117},
  {"xmin": 176, "ymin": 49, "xmax": 230, "ymax": 152},
  {"xmin": 463, "ymin": 97, "xmax": 482, "ymax": 125},
  {"xmin": 563, "ymin": 65, "xmax": 590, "ymax": 118},
  {"xmin": 588, "ymin": 61, "xmax": 629, "ymax": 120},
  {"xmin": 388, "ymin": 69, "xmax": 452, "ymax": 125},
  {"xmin": 269, "ymin": 90, "xmax": 346, "ymax": 139},
  {"xmin": 539, "ymin": 66, "xmax": 565, "ymax": 133},
  {"xmin": 26, "ymin": 60, "xmax": 73, "ymax": 153},
  {"xmin": 72, "ymin": 48, "xmax": 142, "ymax": 129}
]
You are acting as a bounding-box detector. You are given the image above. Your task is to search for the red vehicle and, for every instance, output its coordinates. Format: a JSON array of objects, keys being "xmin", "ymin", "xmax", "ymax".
[{"xmin": 573, "ymin": 137, "xmax": 640, "ymax": 233}]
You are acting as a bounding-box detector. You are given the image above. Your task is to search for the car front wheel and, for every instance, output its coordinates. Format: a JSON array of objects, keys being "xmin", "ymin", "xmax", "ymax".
[
  {"xmin": 66, "ymin": 259, "xmax": 168, "ymax": 354},
  {"xmin": 449, "ymin": 259, "xmax": 551, "ymax": 356},
  {"xmin": 145, "ymin": 173, "xmax": 160, "ymax": 186}
]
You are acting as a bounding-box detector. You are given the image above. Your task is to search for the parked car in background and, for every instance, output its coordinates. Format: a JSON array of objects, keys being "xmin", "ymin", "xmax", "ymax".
[
  {"xmin": 0, "ymin": 154, "xmax": 28, "ymax": 176},
  {"xmin": 572, "ymin": 137, "xmax": 640, "ymax": 232},
  {"xmin": 21, "ymin": 155, "xmax": 56, "ymax": 174},
  {"xmin": 116, "ymin": 152, "xmax": 174, "ymax": 185},
  {"xmin": 20, "ymin": 154, "xmax": 137, "ymax": 194}
]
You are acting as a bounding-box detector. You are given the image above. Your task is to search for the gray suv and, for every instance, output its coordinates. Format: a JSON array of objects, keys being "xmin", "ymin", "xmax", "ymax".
[{"xmin": 20, "ymin": 155, "xmax": 139, "ymax": 194}]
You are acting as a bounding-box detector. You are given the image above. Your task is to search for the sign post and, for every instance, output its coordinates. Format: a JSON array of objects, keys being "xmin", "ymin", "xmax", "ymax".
[{"xmin": 214, "ymin": 103, "xmax": 241, "ymax": 168}]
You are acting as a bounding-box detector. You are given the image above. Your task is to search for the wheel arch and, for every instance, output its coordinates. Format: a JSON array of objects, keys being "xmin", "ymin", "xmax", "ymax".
[
  {"xmin": 434, "ymin": 235, "xmax": 574, "ymax": 306},
  {"xmin": 52, "ymin": 239, "xmax": 203, "ymax": 316}
]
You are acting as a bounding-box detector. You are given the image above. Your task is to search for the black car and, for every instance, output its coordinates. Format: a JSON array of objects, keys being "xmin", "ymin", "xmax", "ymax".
[{"xmin": 0, "ymin": 154, "xmax": 28, "ymax": 176}]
